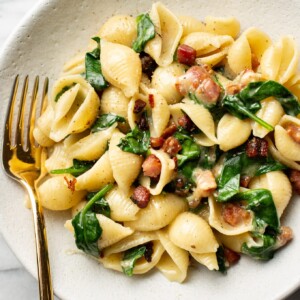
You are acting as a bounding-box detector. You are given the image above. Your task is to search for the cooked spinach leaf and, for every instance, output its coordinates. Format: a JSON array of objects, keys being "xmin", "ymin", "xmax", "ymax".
[
  {"xmin": 239, "ymin": 80, "xmax": 300, "ymax": 116},
  {"xmin": 234, "ymin": 189, "xmax": 280, "ymax": 233},
  {"xmin": 91, "ymin": 114, "xmax": 125, "ymax": 133},
  {"xmin": 54, "ymin": 83, "xmax": 76, "ymax": 102},
  {"xmin": 216, "ymin": 246, "xmax": 227, "ymax": 274},
  {"xmin": 72, "ymin": 184, "xmax": 113, "ymax": 257},
  {"xmin": 117, "ymin": 126, "xmax": 150, "ymax": 155},
  {"xmin": 50, "ymin": 159, "xmax": 94, "ymax": 177},
  {"xmin": 87, "ymin": 192, "xmax": 111, "ymax": 218},
  {"xmin": 132, "ymin": 13, "xmax": 155, "ymax": 53},
  {"xmin": 222, "ymin": 80, "xmax": 300, "ymax": 130},
  {"xmin": 217, "ymin": 150, "xmax": 285, "ymax": 202},
  {"xmin": 85, "ymin": 37, "xmax": 108, "ymax": 92},
  {"xmin": 174, "ymin": 130, "xmax": 201, "ymax": 166},
  {"xmin": 121, "ymin": 245, "xmax": 147, "ymax": 276},
  {"xmin": 241, "ymin": 232, "xmax": 277, "ymax": 260},
  {"xmin": 222, "ymin": 94, "xmax": 273, "ymax": 131},
  {"xmin": 217, "ymin": 155, "xmax": 242, "ymax": 202}
]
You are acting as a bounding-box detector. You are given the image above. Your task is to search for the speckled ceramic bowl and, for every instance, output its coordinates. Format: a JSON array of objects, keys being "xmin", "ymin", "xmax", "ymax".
[{"xmin": 0, "ymin": 1, "xmax": 300, "ymax": 299}]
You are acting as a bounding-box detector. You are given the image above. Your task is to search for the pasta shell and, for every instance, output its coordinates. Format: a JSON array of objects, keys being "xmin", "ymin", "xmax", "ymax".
[
  {"xmin": 249, "ymin": 171, "xmax": 292, "ymax": 217},
  {"xmin": 204, "ymin": 16, "xmax": 240, "ymax": 39},
  {"xmin": 145, "ymin": 2, "xmax": 183, "ymax": 67},
  {"xmin": 100, "ymin": 241, "xmax": 164, "ymax": 274},
  {"xmin": 104, "ymin": 231, "xmax": 158, "ymax": 256},
  {"xmin": 168, "ymin": 212, "xmax": 219, "ymax": 254},
  {"xmin": 98, "ymin": 15, "xmax": 137, "ymax": 47},
  {"xmin": 178, "ymin": 15, "xmax": 206, "ymax": 37},
  {"xmin": 33, "ymin": 104, "xmax": 55, "ymax": 147},
  {"xmin": 101, "ymin": 39, "xmax": 141, "ymax": 98},
  {"xmin": 190, "ymin": 252, "xmax": 219, "ymax": 271},
  {"xmin": 105, "ymin": 185, "xmax": 140, "ymax": 222},
  {"xmin": 62, "ymin": 52, "xmax": 85, "ymax": 76},
  {"xmin": 140, "ymin": 149, "xmax": 175, "ymax": 195},
  {"xmin": 208, "ymin": 196, "xmax": 253, "ymax": 235},
  {"xmin": 156, "ymin": 230, "xmax": 189, "ymax": 283},
  {"xmin": 266, "ymin": 136, "xmax": 300, "ymax": 171},
  {"xmin": 274, "ymin": 124, "xmax": 300, "ymax": 161},
  {"xmin": 252, "ymin": 98, "xmax": 284, "ymax": 138},
  {"xmin": 50, "ymin": 75, "xmax": 100, "ymax": 142},
  {"xmin": 109, "ymin": 130, "xmax": 143, "ymax": 195},
  {"xmin": 217, "ymin": 114, "xmax": 251, "ymax": 151},
  {"xmin": 75, "ymin": 152, "xmax": 115, "ymax": 191},
  {"xmin": 100, "ymin": 86, "xmax": 130, "ymax": 121},
  {"xmin": 260, "ymin": 36, "xmax": 299, "ymax": 84},
  {"xmin": 97, "ymin": 214, "xmax": 133, "ymax": 249},
  {"xmin": 285, "ymin": 73, "xmax": 300, "ymax": 100},
  {"xmin": 170, "ymin": 99, "xmax": 218, "ymax": 144},
  {"xmin": 44, "ymin": 142, "xmax": 73, "ymax": 172},
  {"xmin": 67, "ymin": 125, "xmax": 117, "ymax": 161},
  {"xmin": 151, "ymin": 63, "xmax": 185, "ymax": 104},
  {"xmin": 124, "ymin": 193, "xmax": 188, "ymax": 231},
  {"xmin": 36, "ymin": 174, "xmax": 86, "ymax": 210}
]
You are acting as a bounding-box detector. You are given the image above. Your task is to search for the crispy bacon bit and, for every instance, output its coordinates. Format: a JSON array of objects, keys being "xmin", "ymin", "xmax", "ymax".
[
  {"xmin": 222, "ymin": 203, "xmax": 251, "ymax": 227},
  {"xmin": 276, "ymin": 226, "xmax": 293, "ymax": 247},
  {"xmin": 177, "ymin": 44, "xmax": 197, "ymax": 66},
  {"xmin": 64, "ymin": 176, "xmax": 77, "ymax": 193},
  {"xmin": 251, "ymin": 53, "xmax": 260, "ymax": 71},
  {"xmin": 285, "ymin": 123, "xmax": 300, "ymax": 144},
  {"xmin": 240, "ymin": 175, "xmax": 251, "ymax": 188},
  {"xmin": 178, "ymin": 114, "xmax": 196, "ymax": 132},
  {"xmin": 175, "ymin": 177, "xmax": 190, "ymax": 197},
  {"xmin": 224, "ymin": 247, "xmax": 241, "ymax": 265},
  {"xmin": 161, "ymin": 123, "xmax": 177, "ymax": 139},
  {"xmin": 131, "ymin": 185, "xmax": 151, "ymax": 208},
  {"xmin": 142, "ymin": 154, "xmax": 162, "ymax": 178},
  {"xmin": 144, "ymin": 241, "xmax": 154, "ymax": 262},
  {"xmin": 137, "ymin": 113, "xmax": 149, "ymax": 131},
  {"xmin": 192, "ymin": 169, "xmax": 217, "ymax": 203},
  {"xmin": 133, "ymin": 99, "xmax": 146, "ymax": 113},
  {"xmin": 162, "ymin": 136, "xmax": 182, "ymax": 157},
  {"xmin": 175, "ymin": 65, "xmax": 220, "ymax": 105},
  {"xmin": 245, "ymin": 137, "xmax": 268, "ymax": 158},
  {"xmin": 150, "ymin": 136, "xmax": 165, "ymax": 149},
  {"xmin": 289, "ymin": 169, "xmax": 300, "ymax": 194},
  {"xmin": 140, "ymin": 52, "xmax": 157, "ymax": 78},
  {"xmin": 226, "ymin": 84, "xmax": 241, "ymax": 95},
  {"xmin": 149, "ymin": 94, "xmax": 155, "ymax": 108}
]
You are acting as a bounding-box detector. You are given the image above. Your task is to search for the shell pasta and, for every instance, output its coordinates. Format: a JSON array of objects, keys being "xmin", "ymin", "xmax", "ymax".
[{"xmin": 33, "ymin": 1, "xmax": 300, "ymax": 283}]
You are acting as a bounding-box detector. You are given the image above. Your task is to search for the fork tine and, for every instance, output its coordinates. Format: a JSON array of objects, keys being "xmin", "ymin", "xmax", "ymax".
[
  {"xmin": 16, "ymin": 75, "xmax": 29, "ymax": 151},
  {"xmin": 26, "ymin": 76, "xmax": 39, "ymax": 152},
  {"xmin": 4, "ymin": 75, "xmax": 19, "ymax": 150}
]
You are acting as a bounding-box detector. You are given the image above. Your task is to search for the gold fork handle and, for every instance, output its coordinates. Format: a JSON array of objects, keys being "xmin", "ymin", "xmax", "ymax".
[{"xmin": 24, "ymin": 181, "xmax": 53, "ymax": 300}]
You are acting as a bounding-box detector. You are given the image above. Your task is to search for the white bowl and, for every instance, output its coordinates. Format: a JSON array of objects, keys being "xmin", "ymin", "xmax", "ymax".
[{"xmin": 0, "ymin": 1, "xmax": 300, "ymax": 299}]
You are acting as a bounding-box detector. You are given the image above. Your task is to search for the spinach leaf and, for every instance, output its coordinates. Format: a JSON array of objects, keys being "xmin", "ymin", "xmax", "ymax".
[
  {"xmin": 87, "ymin": 192, "xmax": 111, "ymax": 218},
  {"xmin": 91, "ymin": 114, "xmax": 125, "ymax": 133},
  {"xmin": 216, "ymin": 246, "xmax": 227, "ymax": 274},
  {"xmin": 54, "ymin": 83, "xmax": 76, "ymax": 102},
  {"xmin": 72, "ymin": 184, "xmax": 113, "ymax": 257},
  {"xmin": 117, "ymin": 126, "xmax": 150, "ymax": 155},
  {"xmin": 241, "ymin": 232, "xmax": 277, "ymax": 260},
  {"xmin": 239, "ymin": 80, "xmax": 300, "ymax": 116},
  {"xmin": 174, "ymin": 130, "xmax": 201, "ymax": 166},
  {"xmin": 132, "ymin": 13, "xmax": 155, "ymax": 53},
  {"xmin": 222, "ymin": 94, "xmax": 273, "ymax": 131},
  {"xmin": 121, "ymin": 245, "xmax": 147, "ymax": 276},
  {"xmin": 50, "ymin": 159, "xmax": 94, "ymax": 177},
  {"xmin": 85, "ymin": 37, "xmax": 108, "ymax": 92},
  {"xmin": 217, "ymin": 155, "xmax": 242, "ymax": 202},
  {"xmin": 198, "ymin": 145, "xmax": 220, "ymax": 170},
  {"xmin": 233, "ymin": 189, "xmax": 279, "ymax": 233}
]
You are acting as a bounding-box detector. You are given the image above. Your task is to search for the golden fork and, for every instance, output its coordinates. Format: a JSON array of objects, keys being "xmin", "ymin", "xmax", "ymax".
[{"xmin": 2, "ymin": 75, "xmax": 53, "ymax": 300}]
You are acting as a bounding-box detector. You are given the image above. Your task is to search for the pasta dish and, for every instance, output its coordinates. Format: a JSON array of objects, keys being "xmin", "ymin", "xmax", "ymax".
[{"xmin": 32, "ymin": 2, "xmax": 300, "ymax": 282}]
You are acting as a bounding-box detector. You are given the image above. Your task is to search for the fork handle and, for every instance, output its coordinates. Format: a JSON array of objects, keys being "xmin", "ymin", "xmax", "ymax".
[{"xmin": 25, "ymin": 182, "xmax": 53, "ymax": 300}]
